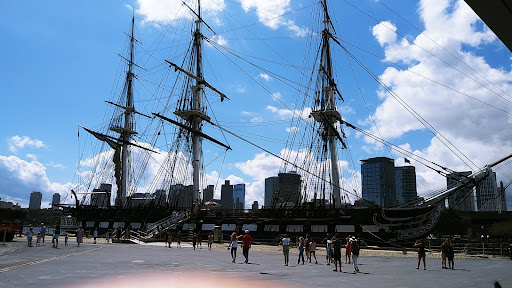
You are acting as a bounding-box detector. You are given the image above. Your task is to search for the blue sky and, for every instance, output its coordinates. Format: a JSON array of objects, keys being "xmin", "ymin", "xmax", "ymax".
[{"xmin": 1, "ymin": 0, "xmax": 511, "ymax": 210}]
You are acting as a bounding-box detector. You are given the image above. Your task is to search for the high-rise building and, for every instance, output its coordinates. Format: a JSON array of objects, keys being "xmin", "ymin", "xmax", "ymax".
[
  {"xmin": 499, "ymin": 181, "xmax": 508, "ymax": 212},
  {"xmin": 91, "ymin": 183, "xmax": 111, "ymax": 207},
  {"xmin": 264, "ymin": 176, "xmax": 278, "ymax": 208},
  {"xmin": 220, "ymin": 180, "xmax": 233, "ymax": 209},
  {"xmin": 203, "ymin": 185, "xmax": 214, "ymax": 202},
  {"xmin": 447, "ymin": 171, "xmax": 475, "ymax": 211},
  {"xmin": 153, "ymin": 189, "xmax": 167, "ymax": 207},
  {"xmin": 29, "ymin": 191, "xmax": 42, "ymax": 210},
  {"xmin": 252, "ymin": 201, "xmax": 259, "ymax": 210},
  {"xmin": 233, "ymin": 184, "xmax": 246, "ymax": 209},
  {"xmin": 51, "ymin": 193, "xmax": 61, "ymax": 210},
  {"xmin": 395, "ymin": 166, "xmax": 417, "ymax": 205},
  {"xmin": 168, "ymin": 184, "xmax": 192, "ymax": 208},
  {"xmin": 274, "ymin": 171, "xmax": 302, "ymax": 207},
  {"xmin": 361, "ymin": 157, "xmax": 396, "ymax": 208},
  {"xmin": 476, "ymin": 172, "xmax": 500, "ymax": 211}
]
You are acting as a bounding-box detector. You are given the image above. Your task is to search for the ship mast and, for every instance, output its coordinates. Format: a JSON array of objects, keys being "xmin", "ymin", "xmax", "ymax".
[
  {"xmin": 310, "ymin": 0, "xmax": 345, "ymax": 208},
  {"xmin": 118, "ymin": 14, "xmax": 137, "ymax": 206},
  {"xmin": 192, "ymin": 0, "xmax": 204, "ymax": 210}
]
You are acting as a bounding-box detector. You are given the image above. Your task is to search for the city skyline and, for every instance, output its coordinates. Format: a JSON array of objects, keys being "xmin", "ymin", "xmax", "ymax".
[{"xmin": 1, "ymin": 0, "xmax": 511, "ymax": 210}]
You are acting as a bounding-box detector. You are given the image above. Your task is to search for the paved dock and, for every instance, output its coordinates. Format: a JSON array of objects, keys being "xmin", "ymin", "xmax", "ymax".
[{"xmin": 1, "ymin": 238, "xmax": 510, "ymax": 287}]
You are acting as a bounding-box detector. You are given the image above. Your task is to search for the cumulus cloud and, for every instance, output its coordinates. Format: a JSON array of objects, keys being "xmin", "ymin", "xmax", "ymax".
[
  {"xmin": 8, "ymin": 136, "xmax": 45, "ymax": 153},
  {"xmin": 239, "ymin": 0, "xmax": 306, "ymax": 36},
  {"xmin": 364, "ymin": 0, "xmax": 512, "ymax": 199},
  {"xmin": 259, "ymin": 73, "xmax": 271, "ymax": 81},
  {"xmin": 0, "ymin": 155, "xmax": 73, "ymax": 208},
  {"xmin": 136, "ymin": 0, "xmax": 226, "ymax": 24}
]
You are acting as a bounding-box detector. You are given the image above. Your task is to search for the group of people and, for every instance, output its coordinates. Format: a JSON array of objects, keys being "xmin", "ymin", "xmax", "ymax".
[
  {"xmin": 26, "ymin": 223, "xmax": 65, "ymax": 248},
  {"xmin": 281, "ymin": 233, "xmax": 361, "ymax": 273},
  {"xmin": 229, "ymin": 228, "xmax": 252, "ymax": 263},
  {"xmin": 414, "ymin": 238, "xmax": 456, "ymax": 270},
  {"xmin": 297, "ymin": 234, "xmax": 318, "ymax": 264}
]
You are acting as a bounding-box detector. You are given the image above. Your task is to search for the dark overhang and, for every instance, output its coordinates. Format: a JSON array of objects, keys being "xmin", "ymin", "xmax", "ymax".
[{"xmin": 464, "ymin": 0, "xmax": 512, "ymax": 52}]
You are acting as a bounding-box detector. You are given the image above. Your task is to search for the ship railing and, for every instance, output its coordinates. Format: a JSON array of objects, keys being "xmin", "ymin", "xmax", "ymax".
[{"xmin": 143, "ymin": 210, "xmax": 191, "ymax": 239}]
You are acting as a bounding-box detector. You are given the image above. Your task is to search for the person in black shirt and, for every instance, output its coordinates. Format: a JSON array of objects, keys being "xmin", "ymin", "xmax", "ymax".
[
  {"xmin": 332, "ymin": 234, "xmax": 342, "ymax": 272},
  {"xmin": 414, "ymin": 239, "xmax": 426, "ymax": 270},
  {"xmin": 53, "ymin": 224, "xmax": 61, "ymax": 248}
]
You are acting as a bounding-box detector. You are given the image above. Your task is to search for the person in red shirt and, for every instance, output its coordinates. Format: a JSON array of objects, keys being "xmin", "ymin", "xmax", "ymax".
[{"xmin": 242, "ymin": 230, "xmax": 252, "ymax": 264}]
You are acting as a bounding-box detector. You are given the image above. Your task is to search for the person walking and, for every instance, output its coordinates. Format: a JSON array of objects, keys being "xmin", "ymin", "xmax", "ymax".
[
  {"xmin": 447, "ymin": 239, "xmax": 455, "ymax": 269},
  {"xmin": 332, "ymin": 234, "xmax": 342, "ymax": 272},
  {"xmin": 53, "ymin": 224, "xmax": 61, "ymax": 248},
  {"xmin": 414, "ymin": 239, "xmax": 426, "ymax": 270},
  {"xmin": 345, "ymin": 235, "xmax": 352, "ymax": 264},
  {"xmin": 242, "ymin": 230, "xmax": 252, "ymax": 263},
  {"xmin": 27, "ymin": 225, "xmax": 33, "ymax": 247},
  {"xmin": 304, "ymin": 234, "xmax": 311, "ymax": 263},
  {"xmin": 297, "ymin": 237, "xmax": 305, "ymax": 265},
  {"xmin": 105, "ymin": 230, "xmax": 110, "ymax": 243},
  {"xmin": 207, "ymin": 232, "xmax": 213, "ymax": 250},
  {"xmin": 351, "ymin": 236, "xmax": 361, "ymax": 273},
  {"xmin": 309, "ymin": 238, "xmax": 318, "ymax": 264},
  {"xmin": 177, "ymin": 231, "xmax": 182, "ymax": 248},
  {"xmin": 64, "ymin": 233, "xmax": 69, "ymax": 246},
  {"xmin": 93, "ymin": 228, "xmax": 98, "ymax": 244},
  {"xmin": 281, "ymin": 234, "xmax": 291, "ymax": 266},
  {"xmin": 198, "ymin": 231, "xmax": 202, "ymax": 249},
  {"xmin": 36, "ymin": 232, "xmax": 41, "ymax": 247},
  {"xmin": 441, "ymin": 238, "xmax": 449, "ymax": 269},
  {"xmin": 230, "ymin": 229, "xmax": 242, "ymax": 263},
  {"xmin": 192, "ymin": 232, "xmax": 198, "ymax": 250},
  {"xmin": 76, "ymin": 227, "xmax": 84, "ymax": 247},
  {"xmin": 323, "ymin": 233, "xmax": 332, "ymax": 265},
  {"xmin": 40, "ymin": 223, "xmax": 46, "ymax": 245}
]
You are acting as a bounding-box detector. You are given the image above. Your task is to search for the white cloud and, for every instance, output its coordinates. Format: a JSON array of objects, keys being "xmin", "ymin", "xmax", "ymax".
[
  {"xmin": 266, "ymin": 105, "xmax": 311, "ymax": 119},
  {"xmin": 259, "ymin": 73, "xmax": 271, "ymax": 81},
  {"xmin": 26, "ymin": 154, "xmax": 37, "ymax": 161},
  {"xmin": 0, "ymin": 155, "xmax": 73, "ymax": 208},
  {"xmin": 211, "ymin": 35, "xmax": 227, "ymax": 46},
  {"xmin": 271, "ymin": 92, "xmax": 281, "ymax": 101},
  {"xmin": 236, "ymin": 86, "xmax": 247, "ymax": 93},
  {"xmin": 241, "ymin": 111, "xmax": 252, "ymax": 116},
  {"xmin": 136, "ymin": 0, "xmax": 225, "ymax": 24},
  {"xmin": 250, "ymin": 117, "xmax": 263, "ymax": 123},
  {"xmin": 365, "ymin": 0, "xmax": 512, "ymax": 199},
  {"xmin": 286, "ymin": 126, "xmax": 298, "ymax": 133},
  {"xmin": 239, "ymin": 0, "xmax": 305, "ymax": 36},
  {"xmin": 8, "ymin": 136, "xmax": 45, "ymax": 153}
]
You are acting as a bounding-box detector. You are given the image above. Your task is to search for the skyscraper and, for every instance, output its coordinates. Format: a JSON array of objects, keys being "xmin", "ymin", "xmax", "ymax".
[
  {"xmin": 153, "ymin": 189, "xmax": 167, "ymax": 207},
  {"xmin": 168, "ymin": 184, "xmax": 192, "ymax": 208},
  {"xmin": 91, "ymin": 183, "xmax": 111, "ymax": 207},
  {"xmin": 203, "ymin": 185, "xmax": 214, "ymax": 202},
  {"xmin": 476, "ymin": 172, "xmax": 500, "ymax": 211},
  {"xmin": 233, "ymin": 183, "xmax": 246, "ymax": 209},
  {"xmin": 220, "ymin": 180, "xmax": 233, "ymax": 209},
  {"xmin": 395, "ymin": 166, "xmax": 417, "ymax": 205},
  {"xmin": 447, "ymin": 171, "xmax": 475, "ymax": 211},
  {"xmin": 264, "ymin": 176, "xmax": 278, "ymax": 208},
  {"xmin": 499, "ymin": 181, "xmax": 508, "ymax": 212},
  {"xmin": 361, "ymin": 157, "xmax": 396, "ymax": 208},
  {"xmin": 29, "ymin": 191, "xmax": 42, "ymax": 210},
  {"xmin": 51, "ymin": 193, "xmax": 61, "ymax": 210},
  {"xmin": 274, "ymin": 171, "xmax": 301, "ymax": 207}
]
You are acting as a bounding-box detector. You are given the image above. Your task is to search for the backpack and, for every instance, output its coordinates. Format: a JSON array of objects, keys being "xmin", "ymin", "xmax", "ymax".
[{"xmin": 351, "ymin": 241, "xmax": 360, "ymax": 256}]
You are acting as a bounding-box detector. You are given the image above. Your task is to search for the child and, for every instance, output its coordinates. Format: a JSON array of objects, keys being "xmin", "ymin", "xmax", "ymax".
[
  {"xmin": 27, "ymin": 225, "xmax": 33, "ymax": 247},
  {"xmin": 36, "ymin": 232, "xmax": 41, "ymax": 246},
  {"xmin": 309, "ymin": 238, "xmax": 318, "ymax": 264},
  {"xmin": 64, "ymin": 233, "xmax": 69, "ymax": 246},
  {"xmin": 208, "ymin": 232, "xmax": 213, "ymax": 250}
]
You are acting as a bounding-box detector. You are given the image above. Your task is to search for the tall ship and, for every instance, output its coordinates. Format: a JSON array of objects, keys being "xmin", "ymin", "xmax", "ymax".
[{"xmin": 68, "ymin": 0, "xmax": 511, "ymax": 243}]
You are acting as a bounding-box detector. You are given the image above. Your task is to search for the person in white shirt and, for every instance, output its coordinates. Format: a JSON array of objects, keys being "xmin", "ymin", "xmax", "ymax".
[{"xmin": 281, "ymin": 234, "xmax": 291, "ymax": 266}]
